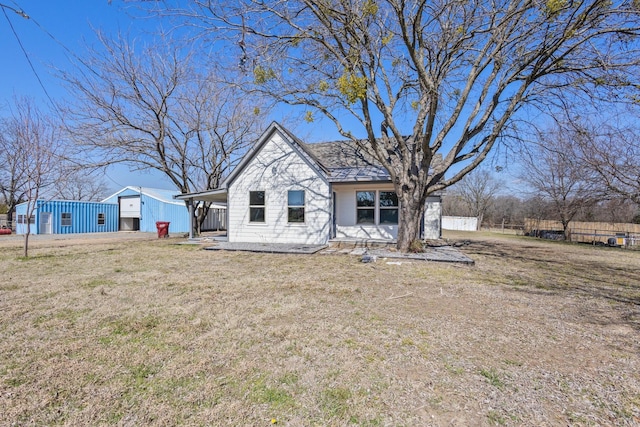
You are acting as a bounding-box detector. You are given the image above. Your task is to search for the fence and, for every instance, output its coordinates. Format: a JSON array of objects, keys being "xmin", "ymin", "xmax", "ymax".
[
  {"xmin": 442, "ymin": 216, "xmax": 479, "ymax": 231},
  {"xmin": 524, "ymin": 218, "xmax": 640, "ymax": 247}
]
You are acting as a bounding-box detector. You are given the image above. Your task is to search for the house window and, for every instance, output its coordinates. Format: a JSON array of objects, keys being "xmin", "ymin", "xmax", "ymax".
[
  {"xmin": 61, "ymin": 212, "xmax": 72, "ymax": 226},
  {"xmin": 17, "ymin": 215, "xmax": 24, "ymax": 224},
  {"xmin": 288, "ymin": 190, "xmax": 305, "ymax": 223},
  {"xmin": 249, "ymin": 191, "xmax": 265, "ymax": 222},
  {"xmin": 29, "ymin": 215, "xmax": 35, "ymax": 224},
  {"xmin": 379, "ymin": 191, "xmax": 399, "ymax": 224},
  {"xmin": 356, "ymin": 191, "xmax": 375, "ymax": 224},
  {"xmin": 98, "ymin": 213, "xmax": 106, "ymax": 226}
]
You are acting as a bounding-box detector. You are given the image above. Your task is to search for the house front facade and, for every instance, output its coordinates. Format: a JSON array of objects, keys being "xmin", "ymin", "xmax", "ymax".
[{"xmin": 177, "ymin": 122, "xmax": 442, "ymax": 244}]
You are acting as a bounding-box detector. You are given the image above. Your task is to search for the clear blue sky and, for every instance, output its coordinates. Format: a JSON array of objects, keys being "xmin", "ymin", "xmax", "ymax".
[
  {"xmin": 1, "ymin": 0, "xmax": 180, "ymax": 192},
  {"xmin": 1, "ymin": 0, "xmax": 350, "ymax": 194}
]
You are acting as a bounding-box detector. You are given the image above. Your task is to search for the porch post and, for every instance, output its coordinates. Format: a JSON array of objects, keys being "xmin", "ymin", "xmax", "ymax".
[{"xmin": 188, "ymin": 198, "xmax": 194, "ymax": 240}]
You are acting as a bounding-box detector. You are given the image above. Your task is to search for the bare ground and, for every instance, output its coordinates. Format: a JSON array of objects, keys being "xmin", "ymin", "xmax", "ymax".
[{"xmin": 0, "ymin": 232, "xmax": 638, "ymax": 426}]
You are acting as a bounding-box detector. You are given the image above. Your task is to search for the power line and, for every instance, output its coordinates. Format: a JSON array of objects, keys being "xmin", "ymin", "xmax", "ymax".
[
  {"xmin": 0, "ymin": 2, "xmax": 28, "ymax": 18},
  {"xmin": 2, "ymin": 5, "xmax": 58, "ymax": 111}
]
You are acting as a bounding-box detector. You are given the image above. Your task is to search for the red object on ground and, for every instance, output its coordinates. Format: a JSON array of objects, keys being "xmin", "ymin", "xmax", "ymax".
[
  {"xmin": 0, "ymin": 227, "xmax": 11, "ymax": 235},
  {"xmin": 155, "ymin": 221, "xmax": 170, "ymax": 238}
]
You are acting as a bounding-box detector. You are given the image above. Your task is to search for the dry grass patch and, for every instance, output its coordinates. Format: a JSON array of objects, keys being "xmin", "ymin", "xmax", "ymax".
[{"xmin": 0, "ymin": 234, "xmax": 638, "ymax": 426}]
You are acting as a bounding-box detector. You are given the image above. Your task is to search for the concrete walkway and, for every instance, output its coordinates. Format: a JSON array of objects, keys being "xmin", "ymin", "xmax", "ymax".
[
  {"xmin": 202, "ymin": 241, "xmax": 474, "ymax": 263},
  {"xmin": 204, "ymin": 242, "xmax": 328, "ymax": 254},
  {"xmin": 352, "ymin": 246, "xmax": 474, "ymax": 264}
]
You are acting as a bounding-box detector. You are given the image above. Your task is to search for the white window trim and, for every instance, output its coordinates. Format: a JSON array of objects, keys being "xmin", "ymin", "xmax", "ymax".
[
  {"xmin": 249, "ymin": 190, "xmax": 266, "ymax": 224},
  {"xmin": 378, "ymin": 191, "xmax": 399, "ymax": 225},
  {"xmin": 287, "ymin": 190, "xmax": 306, "ymax": 224},
  {"xmin": 355, "ymin": 190, "xmax": 399, "ymax": 226}
]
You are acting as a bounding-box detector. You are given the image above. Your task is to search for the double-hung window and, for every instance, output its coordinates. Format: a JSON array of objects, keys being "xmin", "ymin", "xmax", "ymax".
[
  {"xmin": 379, "ymin": 191, "xmax": 399, "ymax": 224},
  {"xmin": 61, "ymin": 212, "xmax": 72, "ymax": 227},
  {"xmin": 356, "ymin": 191, "xmax": 376, "ymax": 224},
  {"xmin": 97, "ymin": 213, "xmax": 106, "ymax": 226},
  {"xmin": 249, "ymin": 191, "xmax": 265, "ymax": 222},
  {"xmin": 288, "ymin": 190, "xmax": 305, "ymax": 223}
]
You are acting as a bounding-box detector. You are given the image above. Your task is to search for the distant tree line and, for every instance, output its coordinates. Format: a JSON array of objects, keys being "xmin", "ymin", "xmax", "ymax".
[{"xmin": 444, "ymin": 136, "xmax": 640, "ymax": 235}]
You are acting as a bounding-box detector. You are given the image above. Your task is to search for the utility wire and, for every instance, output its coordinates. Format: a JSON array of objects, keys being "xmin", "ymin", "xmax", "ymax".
[{"xmin": 2, "ymin": 6, "xmax": 58, "ymax": 110}]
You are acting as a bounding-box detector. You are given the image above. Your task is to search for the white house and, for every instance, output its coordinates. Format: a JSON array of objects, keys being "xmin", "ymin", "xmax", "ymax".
[{"xmin": 176, "ymin": 122, "xmax": 442, "ymax": 244}]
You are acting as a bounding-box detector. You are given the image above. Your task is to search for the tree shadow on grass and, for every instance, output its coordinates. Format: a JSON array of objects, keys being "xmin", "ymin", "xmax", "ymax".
[{"xmin": 457, "ymin": 238, "xmax": 640, "ymax": 332}]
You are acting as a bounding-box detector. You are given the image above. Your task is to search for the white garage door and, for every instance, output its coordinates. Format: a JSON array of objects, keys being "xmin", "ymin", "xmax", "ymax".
[{"xmin": 120, "ymin": 196, "xmax": 141, "ymax": 218}]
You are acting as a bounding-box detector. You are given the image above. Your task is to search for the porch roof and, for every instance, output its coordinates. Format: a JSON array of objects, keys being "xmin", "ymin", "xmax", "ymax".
[
  {"xmin": 174, "ymin": 188, "xmax": 227, "ymax": 204},
  {"xmin": 327, "ymin": 166, "xmax": 391, "ymax": 183}
]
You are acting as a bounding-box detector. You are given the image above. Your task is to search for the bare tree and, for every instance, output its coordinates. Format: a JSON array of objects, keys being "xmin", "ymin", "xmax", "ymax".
[
  {"xmin": 573, "ymin": 121, "xmax": 640, "ymax": 205},
  {"xmin": 61, "ymin": 31, "xmax": 268, "ymax": 232},
  {"xmin": 151, "ymin": 0, "xmax": 640, "ymax": 251},
  {"xmin": 0, "ymin": 115, "xmax": 28, "ymax": 227},
  {"xmin": 5, "ymin": 99, "xmax": 64, "ymax": 256},
  {"xmin": 53, "ymin": 168, "xmax": 110, "ymax": 201},
  {"xmin": 519, "ymin": 128, "xmax": 598, "ymax": 240},
  {"xmin": 487, "ymin": 195, "xmax": 527, "ymax": 228},
  {"xmin": 452, "ymin": 168, "xmax": 502, "ymax": 230}
]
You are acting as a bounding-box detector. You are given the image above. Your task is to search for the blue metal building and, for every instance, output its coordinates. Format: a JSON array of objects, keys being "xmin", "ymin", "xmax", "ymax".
[
  {"xmin": 15, "ymin": 200, "xmax": 119, "ymax": 235},
  {"xmin": 101, "ymin": 187, "xmax": 190, "ymax": 233}
]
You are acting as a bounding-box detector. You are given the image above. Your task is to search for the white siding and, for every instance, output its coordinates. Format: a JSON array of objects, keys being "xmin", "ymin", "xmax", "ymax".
[
  {"xmin": 423, "ymin": 196, "xmax": 442, "ymax": 239},
  {"xmin": 333, "ymin": 183, "xmax": 399, "ymax": 240},
  {"xmin": 227, "ymin": 132, "xmax": 331, "ymax": 244}
]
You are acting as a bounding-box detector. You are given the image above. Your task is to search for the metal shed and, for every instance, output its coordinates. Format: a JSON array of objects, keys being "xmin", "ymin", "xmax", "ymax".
[
  {"xmin": 15, "ymin": 200, "xmax": 118, "ymax": 235},
  {"xmin": 101, "ymin": 187, "xmax": 191, "ymax": 233}
]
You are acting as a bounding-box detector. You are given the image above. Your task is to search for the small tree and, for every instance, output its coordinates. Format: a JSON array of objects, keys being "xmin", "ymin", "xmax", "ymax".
[
  {"xmin": 6, "ymin": 99, "xmax": 64, "ymax": 256},
  {"xmin": 519, "ymin": 127, "xmax": 597, "ymax": 240},
  {"xmin": 0, "ymin": 115, "xmax": 28, "ymax": 227},
  {"xmin": 453, "ymin": 168, "xmax": 502, "ymax": 230}
]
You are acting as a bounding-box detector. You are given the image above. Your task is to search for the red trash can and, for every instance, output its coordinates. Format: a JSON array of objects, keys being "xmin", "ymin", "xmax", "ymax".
[{"xmin": 155, "ymin": 221, "xmax": 170, "ymax": 238}]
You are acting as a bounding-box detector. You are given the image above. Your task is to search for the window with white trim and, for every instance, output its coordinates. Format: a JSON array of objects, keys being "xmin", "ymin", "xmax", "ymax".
[
  {"xmin": 356, "ymin": 191, "xmax": 375, "ymax": 224},
  {"xmin": 249, "ymin": 191, "xmax": 265, "ymax": 222},
  {"xmin": 379, "ymin": 191, "xmax": 399, "ymax": 224},
  {"xmin": 61, "ymin": 212, "xmax": 72, "ymax": 227},
  {"xmin": 98, "ymin": 213, "xmax": 106, "ymax": 226},
  {"xmin": 288, "ymin": 190, "xmax": 305, "ymax": 223},
  {"xmin": 356, "ymin": 190, "xmax": 399, "ymax": 225}
]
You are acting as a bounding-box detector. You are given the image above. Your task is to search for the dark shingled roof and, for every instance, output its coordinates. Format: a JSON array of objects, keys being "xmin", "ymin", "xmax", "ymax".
[
  {"xmin": 305, "ymin": 140, "xmax": 391, "ymax": 183},
  {"xmin": 304, "ymin": 136, "xmax": 443, "ymax": 184}
]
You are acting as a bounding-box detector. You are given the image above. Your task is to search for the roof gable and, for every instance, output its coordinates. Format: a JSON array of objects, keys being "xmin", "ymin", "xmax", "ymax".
[
  {"xmin": 222, "ymin": 122, "xmax": 328, "ymax": 188},
  {"xmin": 102, "ymin": 186, "xmax": 183, "ymax": 205}
]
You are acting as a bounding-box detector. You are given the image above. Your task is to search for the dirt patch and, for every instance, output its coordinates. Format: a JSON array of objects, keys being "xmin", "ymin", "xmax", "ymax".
[{"xmin": 0, "ymin": 232, "xmax": 638, "ymax": 426}]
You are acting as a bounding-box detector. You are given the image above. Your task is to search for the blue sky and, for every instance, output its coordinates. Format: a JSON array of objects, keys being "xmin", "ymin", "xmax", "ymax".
[
  {"xmin": 1, "ymin": 0, "xmax": 351, "ymax": 194},
  {"xmin": 0, "ymin": 1, "xmax": 181, "ymax": 192}
]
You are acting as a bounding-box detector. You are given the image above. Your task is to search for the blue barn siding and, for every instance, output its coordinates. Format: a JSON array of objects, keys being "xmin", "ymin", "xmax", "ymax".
[
  {"xmin": 102, "ymin": 187, "xmax": 190, "ymax": 233},
  {"xmin": 139, "ymin": 196, "xmax": 190, "ymax": 233},
  {"xmin": 15, "ymin": 200, "xmax": 118, "ymax": 235}
]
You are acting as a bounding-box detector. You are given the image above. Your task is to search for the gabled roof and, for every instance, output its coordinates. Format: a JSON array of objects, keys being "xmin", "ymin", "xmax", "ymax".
[
  {"xmin": 221, "ymin": 121, "xmax": 329, "ymax": 188},
  {"xmin": 102, "ymin": 186, "xmax": 184, "ymax": 206}
]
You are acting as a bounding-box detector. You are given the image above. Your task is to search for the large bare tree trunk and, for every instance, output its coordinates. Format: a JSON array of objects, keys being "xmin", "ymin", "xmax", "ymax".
[{"xmin": 397, "ymin": 192, "xmax": 427, "ymax": 252}]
